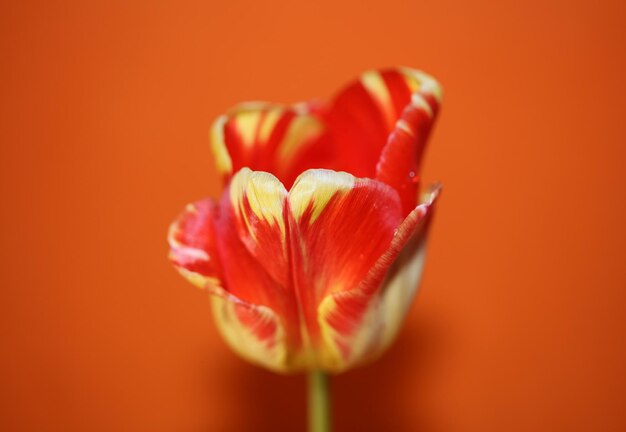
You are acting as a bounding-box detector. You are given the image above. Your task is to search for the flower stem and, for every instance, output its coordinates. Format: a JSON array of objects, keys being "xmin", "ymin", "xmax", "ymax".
[{"xmin": 308, "ymin": 370, "xmax": 331, "ymax": 432}]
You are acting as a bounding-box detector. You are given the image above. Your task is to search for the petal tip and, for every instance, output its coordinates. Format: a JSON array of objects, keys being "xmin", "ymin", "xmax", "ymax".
[
  {"xmin": 398, "ymin": 66, "xmax": 443, "ymax": 103},
  {"xmin": 423, "ymin": 182, "xmax": 443, "ymax": 204}
]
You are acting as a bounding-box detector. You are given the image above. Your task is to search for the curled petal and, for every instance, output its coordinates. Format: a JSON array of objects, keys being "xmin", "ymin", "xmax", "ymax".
[
  {"xmin": 168, "ymin": 198, "xmax": 223, "ymax": 289},
  {"xmin": 328, "ymin": 67, "xmax": 441, "ymax": 213},
  {"xmin": 287, "ymin": 169, "xmax": 403, "ymax": 362},
  {"xmin": 375, "ymin": 68, "xmax": 442, "ymax": 215},
  {"xmin": 317, "ymin": 184, "xmax": 441, "ymax": 371},
  {"xmin": 210, "ymin": 102, "xmax": 328, "ymax": 187}
]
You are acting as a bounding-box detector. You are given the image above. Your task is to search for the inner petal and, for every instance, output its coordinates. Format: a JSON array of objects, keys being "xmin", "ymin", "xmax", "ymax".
[
  {"xmin": 210, "ymin": 102, "xmax": 333, "ymax": 189},
  {"xmin": 326, "ymin": 69, "xmax": 419, "ymax": 178}
]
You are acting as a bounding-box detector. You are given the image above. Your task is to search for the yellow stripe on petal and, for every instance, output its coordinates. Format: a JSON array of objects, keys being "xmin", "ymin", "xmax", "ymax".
[
  {"xmin": 209, "ymin": 115, "xmax": 233, "ymax": 176},
  {"xmin": 316, "ymin": 294, "xmax": 345, "ymax": 369},
  {"xmin": 209, "ymin": 286, "xmax": 289, "ymax": 372},
  {"xmin": 229, "ymin": 168, "xmax": 288, "ymax": 236},
  {"xmin": 316, "ymin": 290, "xmax": 382, "ymax": 372},
  {"xmin": 259, "ymin": 107, "xmax": 284, "ymax": 143},
  {"xmin": 361, "ymin": 71, "xmax": 395, "ymax": 130},
  {"xmin": 399, "ymin": 67, "xmax": 443, "ymax": 103},
  {"xmin": 288, "ymin": 169, "xmax": 355, "ymax": 224},
  {"xmin": 277, "ymin": 115, "xmax": 326, "ymax": 165},
  {"xmin": 234, "ymin": 110, "xmax": 263, "ymax": 149},
  {"xmin": 410, "ymin": 92, "xmax": 434, "ymax": 116},
  {"xmin": 376, "ymin": 236, "xmax": 427, "ymax": 350},
  {"xmin": 173, "ymin": 264, "xmax": 221, "ymax": 290},
  {"xmin": 395, "ymin": 118, "xmax": 416, "ymax": 137}
]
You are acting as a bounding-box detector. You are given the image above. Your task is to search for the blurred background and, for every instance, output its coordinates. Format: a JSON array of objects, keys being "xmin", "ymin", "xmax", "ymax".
[{"xmin": 1, "ymin": 0, "xmax": 625, "ymax": 431}]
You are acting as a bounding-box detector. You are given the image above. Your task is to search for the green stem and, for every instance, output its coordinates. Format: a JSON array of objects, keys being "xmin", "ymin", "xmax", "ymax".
[{"xmin": 308, "ymin": 370, "xmax": 331, "ymax": 432}]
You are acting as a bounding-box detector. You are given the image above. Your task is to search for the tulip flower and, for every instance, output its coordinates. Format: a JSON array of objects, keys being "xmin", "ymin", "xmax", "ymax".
[{"xmin": 168, "ymin": 68, "xmax": 441, "ymax": 415}]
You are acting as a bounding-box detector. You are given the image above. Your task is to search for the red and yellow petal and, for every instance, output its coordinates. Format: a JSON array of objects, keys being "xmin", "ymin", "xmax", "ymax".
[
  {"xmin": 225, "ymin": 168, "xmax": 289, "ymax": 289},
  {"xmin": 207, "ymin": 285, "xmax": 290, "ymax": 372},
  {"xmin": 317, "ymin": 184, "xmax": 441, "ymax": 371},
  {"xmin": 210, "ymin": 102, "xmax": 328, "ymax": 187},
  {"xmin": 168, "ymin": 198, "xmax": 223, "ymax": 289},
  {"xmin": 328, "ymin": 67, "xmax": 441, "ymax": 213},
  {"xmin": 167, "ymin": 192, "xmax": 300, "ymax": 372},
  {"xmin": 213, "ymin": 169, "xmax": 305, "ymax": 352},
  {"xmin": 375, "ymin": 68, "xmax": 441, "ymax": 215},
  {"xmin": 287, "ymin": 169, "xmax": 404, "ymax": 361}
]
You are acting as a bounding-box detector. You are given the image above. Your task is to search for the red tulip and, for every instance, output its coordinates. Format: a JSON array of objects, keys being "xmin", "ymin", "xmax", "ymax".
[{"xmin": 168, "ymin": 67, "xmax": 441, "ymax": 373}]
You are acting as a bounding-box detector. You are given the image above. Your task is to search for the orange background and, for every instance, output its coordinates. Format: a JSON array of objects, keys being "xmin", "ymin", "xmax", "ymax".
[{"xmin": 2, "ymin": 1, "xmax": 625, "ymax": 431}]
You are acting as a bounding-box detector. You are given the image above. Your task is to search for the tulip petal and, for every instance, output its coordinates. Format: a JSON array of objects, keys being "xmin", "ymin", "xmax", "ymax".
[
  {"xmin": 168, "ymin": 198, "xmax": 223, "ymax": 290},
  {"xmin": 317, "ymin": 185, "xmax": 441, "ymax": 371},
  {"xmin": 328, "ymin": 68, "xmax": 441, "ymax": 213},
  {"xmin": 287, "ymin": 169, "xmax": 403, "ymax": 362},
  {"xmin": 213, "ymin": 168, "xmax": 307, "ymax": 364},
  {"xmin": 210, "ymin": 102, "xmax": 328, "ymax": 188},
  {"xmin": 375, "ymin": 68, "xmax": 442, "ymax": 215},
  {"xmin": 226, "ymin": 168, "xmax": 289, "ymax": 288},
  {"xmin": 327, "ymin": 71, "xmax": 390, "ymax": 178},
  {"xmin": 168, "ymin": 196, "xmax": 295, "ymax": 371},
  {"xmin": 208, "ymin": 285, "xmax": 289, "ymax": 372}
]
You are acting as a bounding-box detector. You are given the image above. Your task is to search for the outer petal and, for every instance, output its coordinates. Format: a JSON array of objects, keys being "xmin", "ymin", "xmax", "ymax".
[
  {"xmin": 214, "ymin": 169, "xmax": 304, "ymax": 361},
  {"xmin": 328, "ymin": 67, "xmax": 441, "ymax": 213},
  {"xmin": 287, "ymin": 169, "xmax": 403, "ymax": 368},
  {"xmin": 210, "ymin": 102, "xmax": 329, "ymax": 188},
  {"xmin": 208, "ymin": 286, "xmax": 288, "ymax": 372},
  {"xmin": 168, "ymin": 198, "xmax": 223, "ymax": 289},
  {"xmin": 317, "ymin": 185, "xmax": 441, "ymax": 371},
  {"xmin": 168, "ymin": 198, "xmax": 290, "ymax": 372}
]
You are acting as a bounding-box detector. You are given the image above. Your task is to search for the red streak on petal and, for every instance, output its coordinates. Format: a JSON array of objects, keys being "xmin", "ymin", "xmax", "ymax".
[
  {"xmin": 381, "ymin": 70, "xmax": 413, "ymax": 118},
  {"xmin": 214, "ymin": 191, "xmax": 303, "ymax": 350},
  {"xmin": 318, "ymin": 186, "xmax": 440, "ymax": 360},
  {"xmin": 234, "ymin": 304, "xmax": 278, "ymax": 348},
  {"xmin": 288, "ymin": 172, "xmax": 403, "ymax": 348}
]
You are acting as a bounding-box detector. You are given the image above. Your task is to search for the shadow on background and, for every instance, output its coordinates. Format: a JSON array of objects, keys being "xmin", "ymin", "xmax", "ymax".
[{"xmin": 212, "ymin": 314, "xmax": 446, "ymax": 432}]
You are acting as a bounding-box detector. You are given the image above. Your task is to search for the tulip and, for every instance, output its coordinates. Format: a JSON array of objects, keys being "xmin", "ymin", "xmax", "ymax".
[{"xmin": 168, "ymin": 67, "xmax": 441, "ymax": 376}]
